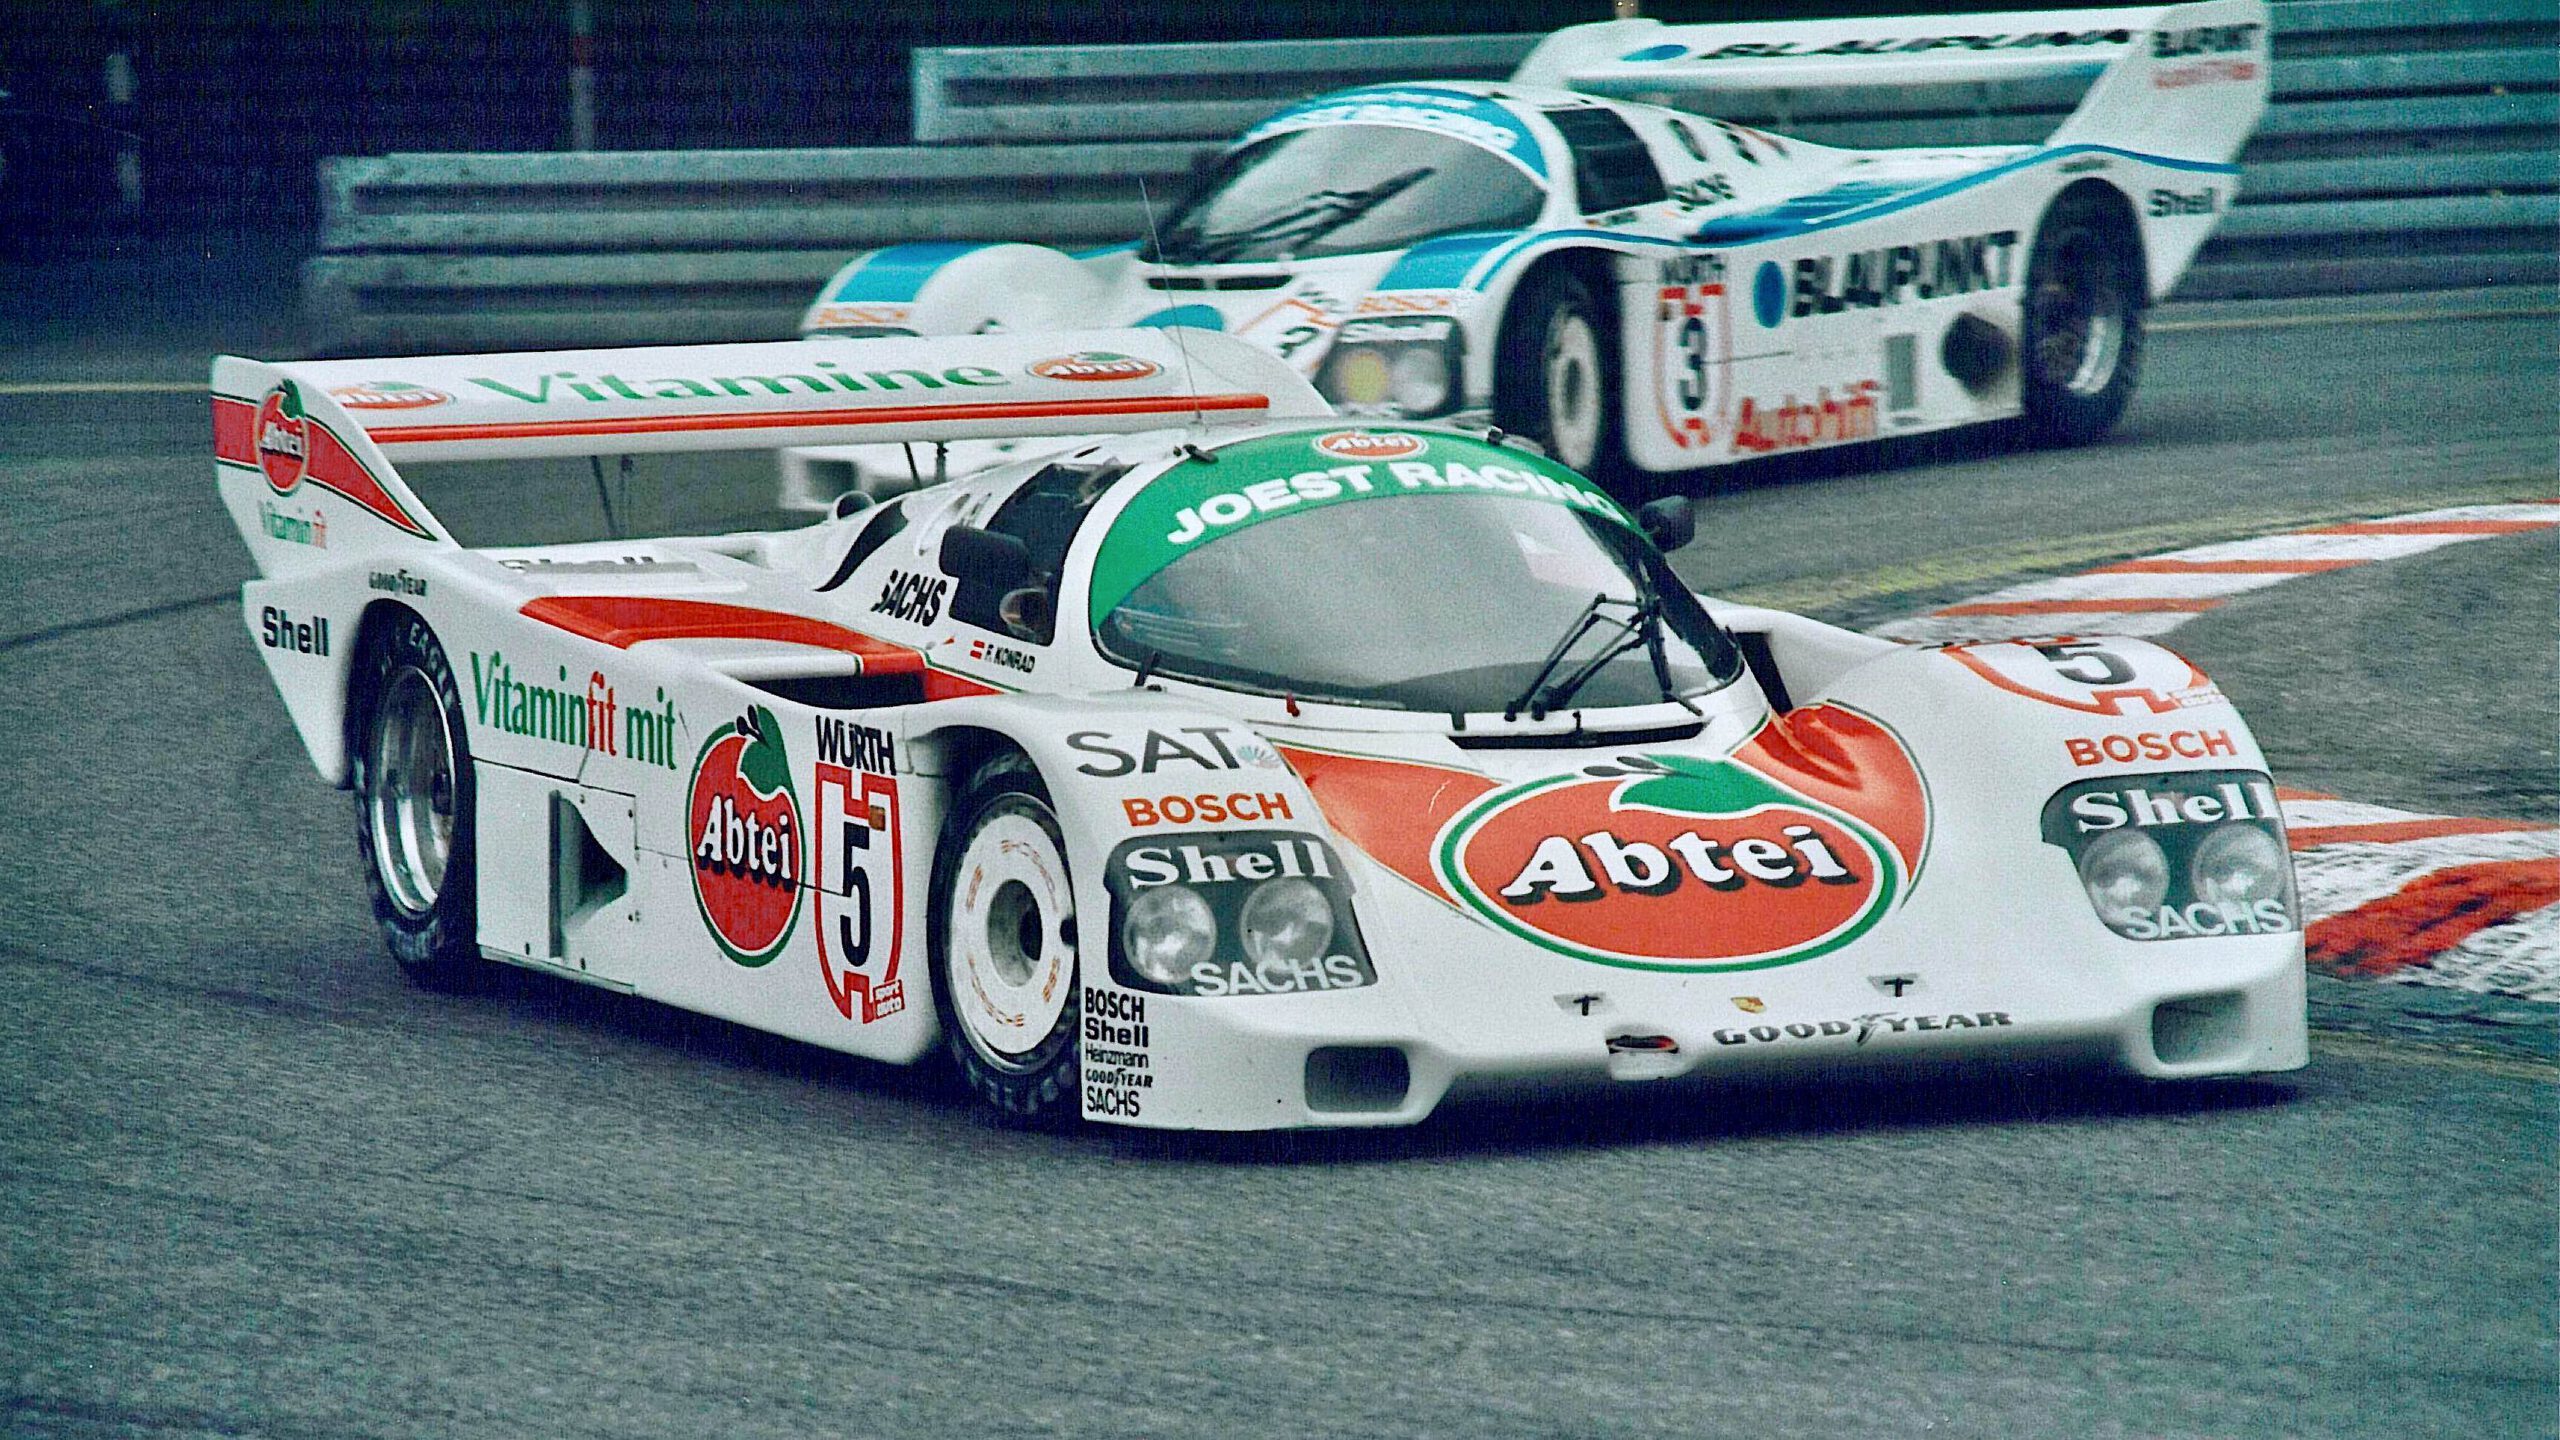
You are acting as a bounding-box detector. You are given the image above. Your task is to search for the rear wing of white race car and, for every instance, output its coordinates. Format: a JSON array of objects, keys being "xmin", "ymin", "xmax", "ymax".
[
  {"xmin": 213, "ymin": 328, "xmax": 1326, "ymax": 578},
  {"xmin": 1515, "ymin": 0, "xmax": 2269, "ymax": 165}
]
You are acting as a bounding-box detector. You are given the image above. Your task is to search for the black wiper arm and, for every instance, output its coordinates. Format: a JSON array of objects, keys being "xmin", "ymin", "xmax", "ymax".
[
  {"xmin": 1503, "ymin": 592, "xmax": 1639, "ymax": 722},
  {"xmin": 1177, "ymin": 167, "xmax": 1437, "ymax": 263},
  {"xmin": 1531, "ymin": 603, "xmax": 1657, "ymax": 718},
  {"xmin": 1623, "ymin": 559, "xmax": 1700, "ymax": 714}
]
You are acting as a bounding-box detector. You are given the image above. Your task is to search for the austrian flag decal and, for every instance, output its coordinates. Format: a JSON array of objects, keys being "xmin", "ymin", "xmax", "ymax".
[{"xmin": 1431, "ymin": 707, "xmax": 1928, "ymax": 971}]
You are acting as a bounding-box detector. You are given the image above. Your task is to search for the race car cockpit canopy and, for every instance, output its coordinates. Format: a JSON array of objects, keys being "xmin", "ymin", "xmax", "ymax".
[{"xmin": 1144, "ymin": 86, "xmax": 1552, "ymax": 265}]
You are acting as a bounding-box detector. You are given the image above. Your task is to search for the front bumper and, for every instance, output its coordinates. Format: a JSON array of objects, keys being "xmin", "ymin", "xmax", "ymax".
[{"xmin": 1079, "ymin": 893, "xmax": 2309, "ymax": 1131}]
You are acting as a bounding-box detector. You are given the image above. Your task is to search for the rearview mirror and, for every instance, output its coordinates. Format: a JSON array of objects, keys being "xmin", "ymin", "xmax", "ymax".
[
  {"xmin": 939, "ymin": 525, "xmax": 1033, "ymax": 634},
  {"xmin": 1637, "ymin": 495, "xmax": 1696, "ymax": 553}
]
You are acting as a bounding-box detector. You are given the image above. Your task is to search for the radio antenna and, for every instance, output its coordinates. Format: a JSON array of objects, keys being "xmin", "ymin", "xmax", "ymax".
[{"xmin": 1136, "ymin": 175, "xmax": 1204, "ymax": 421}]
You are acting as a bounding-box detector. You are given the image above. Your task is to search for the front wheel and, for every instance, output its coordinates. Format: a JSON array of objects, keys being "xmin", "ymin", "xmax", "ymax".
[
  {"xmin": 929, "ymin": 755, "xmax": 1081, "ymax": 1122},
  {"xmin": 1496, "ymin": 266, "xmax": 1642, "ymax": 499},
  {"xmin": 352, "ymin": 609, "xmax": 481, "ymax": 989},
  {"xmin": 2021, "ymin": 199, "xmax": 2146, "ymax": 446}
]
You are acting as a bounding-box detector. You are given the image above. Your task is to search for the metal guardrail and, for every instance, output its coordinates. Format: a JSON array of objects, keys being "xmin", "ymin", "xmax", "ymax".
[{"xmin": 307, "ymin": 0, "xmax": 2559, "ymax": 353}]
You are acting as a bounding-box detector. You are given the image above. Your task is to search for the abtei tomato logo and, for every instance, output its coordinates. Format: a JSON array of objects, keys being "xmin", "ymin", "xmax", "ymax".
[
  {"xmin": 1029, "ymin": 351, "xmax": 1163, "ymax": 382},
  {"xmin": 328, "ymin": 380, "xmax": 453, "ymax": 411},
  {"xmin": 689, "ymin": 705, "xmax": 804, "ymax": 967},
  {"xmin": 1314, "ymin": 430, "xmax": 1427, "ymax": 462},
  {"xmin": 1433, "ymin": 747, "xmax": 1919, "ymax": 972},
  {"xmin": 256, "ymin": 381, "xmax": 310, "ymax": 492}
]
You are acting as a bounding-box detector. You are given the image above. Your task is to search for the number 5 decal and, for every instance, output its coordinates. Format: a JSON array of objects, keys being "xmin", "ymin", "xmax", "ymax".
[
  {"xmin": 1939, "ymin": 637, "xmax": 2223, "ymax": 716},
  {"xmin": 2032, "ymin": 640, "xmax": 2135, "ymax": 686},
  {"xmin": 814, "ymin": 763, "xmax": 906, "ymax": 1023}
]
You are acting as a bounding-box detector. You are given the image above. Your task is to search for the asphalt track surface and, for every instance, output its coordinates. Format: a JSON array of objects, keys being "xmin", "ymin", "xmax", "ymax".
[{"xmin": 2, "ymin": 279, "xmax": 2554, "ymax": 1437}]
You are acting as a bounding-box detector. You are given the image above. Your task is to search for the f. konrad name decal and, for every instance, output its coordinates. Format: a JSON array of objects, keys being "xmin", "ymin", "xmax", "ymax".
[
  {"xmin": 689, "ymin": 705, "xmax": 804, "ymax": 967},
  {"xmin": 1428, "ymin": 707, "xmax": 1928, "ymax": 971}
]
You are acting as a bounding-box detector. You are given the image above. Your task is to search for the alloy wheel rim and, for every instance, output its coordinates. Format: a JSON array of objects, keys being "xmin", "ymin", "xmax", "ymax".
[
  {"xmin": 949, "ymin": 807, "xmax": 1076, "ymax": 1069},
  {"xmin": 1544, "ymin": 310, "xmax": 1604, "ymax": 469},
  {"xmin": 367, "ymin": 668, "xmax": 456, "ymax": 917}
]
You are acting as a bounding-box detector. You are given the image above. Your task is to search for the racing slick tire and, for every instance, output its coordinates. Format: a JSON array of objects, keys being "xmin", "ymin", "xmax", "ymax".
[
  {"xmin": 1497, "ymin": 264, "xmax": 1645, "ymax": 500},
  {"xmin": 351, "ymin": 609, "xmax": 482, "ymax": 990},
  {"xmin": 2021, "ymin": 192, "xmax": 2146, "ymax": 446},
  {"xmin": 930, "ymin": 753, "xmax": 1082, "ymax": 1124}
]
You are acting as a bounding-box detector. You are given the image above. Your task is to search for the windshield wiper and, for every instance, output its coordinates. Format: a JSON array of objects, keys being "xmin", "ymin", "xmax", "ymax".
[
  {"xmin": 1152, "ymin": 167, "xmax": 1436, "ymax": 264},
  {"xmin": 1504, "ymin": 592, "xmax": 1643, "ymax": 722},
  {"xmin": 1626, "ymin": 558, "xmax": 1702, "ymax": 715}
]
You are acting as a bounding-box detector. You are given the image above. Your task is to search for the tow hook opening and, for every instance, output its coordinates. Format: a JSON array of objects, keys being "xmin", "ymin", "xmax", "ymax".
[{"xmin": 1607, "ymin": 1034, "xmax": 1679, "ymax": 1054}]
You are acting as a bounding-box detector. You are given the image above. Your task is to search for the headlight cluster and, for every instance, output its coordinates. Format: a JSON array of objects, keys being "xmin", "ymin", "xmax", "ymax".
[
  {"xmin": 1315, "ymin": 316, "xmax": 1464, "ymax": 418},
  {"xmin": 2041, "ymin": 769, "xmax": 2298, "ymax": 942},
  {"xmin": 1105, "ymin": 831, "xmax": 1375, "ymax": 997}
]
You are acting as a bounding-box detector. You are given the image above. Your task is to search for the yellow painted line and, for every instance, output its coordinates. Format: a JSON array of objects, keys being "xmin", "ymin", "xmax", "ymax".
[
  {"xmin": 1719, "ymin": 476, "xmax": 2559, "ymax": 615},
  {"xmin": 2154, "ymin": 305, "xmax": 2560, "ymax": 334},
  {"xmin": 0, "ymin": 380, "xmax": 202, "ymax": 395},
  {"xmin": 2311, "ymin": 1029, "xmax": 2558, "ymax": 1081}
]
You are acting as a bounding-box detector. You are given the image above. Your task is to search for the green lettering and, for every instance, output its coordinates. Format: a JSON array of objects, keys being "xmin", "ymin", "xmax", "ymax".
[
  {"xmin": 469, "ymin": 376, "xmax": 553, "ymax": 403},
  {"xmin": 716, "ymin": 374, "xmax": 831, "ymax": 397}
]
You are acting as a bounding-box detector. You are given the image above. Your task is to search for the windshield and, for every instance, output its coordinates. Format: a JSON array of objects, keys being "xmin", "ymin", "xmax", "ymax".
[
  {"xmin": 1087, "ymin": 432, "xmax": 1743, "ymax": 715},
  {"xmin": 1147, "ymin": 127, "xmax": 1546, "ymax": 265}
]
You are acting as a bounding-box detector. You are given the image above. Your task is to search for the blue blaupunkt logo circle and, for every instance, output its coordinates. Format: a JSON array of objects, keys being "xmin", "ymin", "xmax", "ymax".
[
  {"xmin": 1752, "ymin": 261, "xmax": 1786, "ymax": 329},
  {"xmin": 1618, "ymin": 44, "xmax": 1689, "ymax": 62}
]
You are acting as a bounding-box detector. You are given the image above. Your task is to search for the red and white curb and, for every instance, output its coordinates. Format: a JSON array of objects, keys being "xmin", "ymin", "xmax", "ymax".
[
  {"xmin": 2281, "ymin": 790, "xmax": 2560, "ymax": 1002},
  {"xmin": 1869, "ymin": 500, "xmax": 2560, "ymax": 1000},
  {"xmin": 1873, "ymin": 502, "xmax": 2560, "ymax": 645}
]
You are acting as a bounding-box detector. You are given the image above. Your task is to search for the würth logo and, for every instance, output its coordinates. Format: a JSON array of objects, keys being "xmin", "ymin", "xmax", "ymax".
[{"xmin": 1029, "ymin": 351, "xmax": 1162, "ymax": 382}]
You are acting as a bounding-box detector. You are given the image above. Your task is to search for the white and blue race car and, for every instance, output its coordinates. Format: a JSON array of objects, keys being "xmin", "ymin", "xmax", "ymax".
[
  {"xmin": 223, "ymin": 326, "xmax": 2305, "ymax": 1130},
  {"xmin": 788, "ymin": 1, "xmax": 2268, "ymax": 505}
]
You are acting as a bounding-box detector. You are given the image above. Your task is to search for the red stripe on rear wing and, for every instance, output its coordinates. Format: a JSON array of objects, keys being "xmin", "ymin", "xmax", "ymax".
[{"xmin": 378, "ymin": 392, "xmax": 1272, "ymax": 447}]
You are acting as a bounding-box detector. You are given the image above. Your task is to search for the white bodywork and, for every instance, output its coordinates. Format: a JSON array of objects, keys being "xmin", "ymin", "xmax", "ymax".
[
  {"xmin": 784, "ymin": 1, "xmax": 2268, "ymax": 506},
  {"xmin": 225, "ymin": 328, "xmax": 2306, "ymax": 1131}
]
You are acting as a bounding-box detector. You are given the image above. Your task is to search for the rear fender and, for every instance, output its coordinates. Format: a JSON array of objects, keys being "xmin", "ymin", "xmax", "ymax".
[{"xmin": 804, "ymin": 242, "xmax": 1108, "ymax": 337}]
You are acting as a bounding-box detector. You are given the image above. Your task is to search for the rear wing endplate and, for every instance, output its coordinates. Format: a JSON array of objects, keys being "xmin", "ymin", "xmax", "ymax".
[{"xmin": 1515, "ymin": 1, "xmax": 2268, "ymax": 164}]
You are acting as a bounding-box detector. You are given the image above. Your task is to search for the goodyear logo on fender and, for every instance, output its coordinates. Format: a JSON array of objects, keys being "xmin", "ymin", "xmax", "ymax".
[
  {"xmin": 1029, "ymin": 351, "xmax": 1162, "ymax": 382},
  {"xmin": 688, "ymin": 705, "xmax": 803, "ymax": 967},
  {"xmin": 1431, "ymin": 744, "xmax": 1923, "ymax": 972}
]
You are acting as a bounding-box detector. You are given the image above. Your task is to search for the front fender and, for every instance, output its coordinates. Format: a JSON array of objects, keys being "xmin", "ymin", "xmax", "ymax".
[
  {"xmin": 1813, "ymin": 633, "xmax": 2273, "ymax": 822},
  {"xmin": 908, "ymin": 690, "xmax": 1325, "ymax": 899}
]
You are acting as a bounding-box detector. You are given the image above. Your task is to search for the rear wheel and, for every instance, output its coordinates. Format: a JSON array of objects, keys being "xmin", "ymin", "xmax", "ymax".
[
  {"xmin": 930, "ymin": 755, "xmax": 1081, "ymax": 1122},
  {"xmin": 1497, "ymin": 265, "xmax": 1644, "ymax": 499},
  {"xmin": 2021, "ymin": 195, "xmax": 2146, "ymax": 445},
  {"xmin": 352, "ymin": 610, "xmax": 481, "ymax": 989}
]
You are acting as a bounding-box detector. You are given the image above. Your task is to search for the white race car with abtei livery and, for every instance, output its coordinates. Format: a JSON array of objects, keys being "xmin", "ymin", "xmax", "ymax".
[
  {"xmin": 788, "ymin": 1, "xmax": 2266, "ymax": 505},
  {"xmin": 224, "ymin": 328, "xmax": 2305, "ymax": 1131}
]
